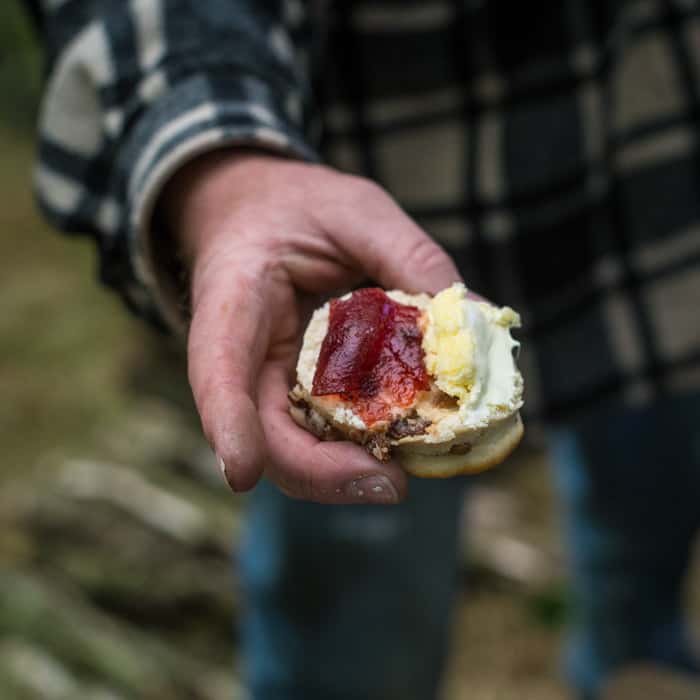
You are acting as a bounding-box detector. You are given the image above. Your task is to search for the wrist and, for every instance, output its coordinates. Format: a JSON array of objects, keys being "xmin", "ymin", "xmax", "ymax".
[{"xmin": 159, "ymin": 148, "xmax": 291, "ymax": 263}]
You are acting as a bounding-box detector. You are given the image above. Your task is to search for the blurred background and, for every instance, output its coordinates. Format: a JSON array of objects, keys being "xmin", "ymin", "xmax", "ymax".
[{"xmin": 1, "ymin": 2, "xmax": 698, "ymax": 699}]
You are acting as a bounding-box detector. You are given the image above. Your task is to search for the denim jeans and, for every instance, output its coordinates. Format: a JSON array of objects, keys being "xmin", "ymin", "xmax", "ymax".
[
  {"xmin": 550, "ymin": 392, "xmax": 700, "ymax": 699},
  {"xmin": 240, "ymin": 476, "xmax": 467, "ymax": 700},
  {"xmin": 239, "ymin": 393, "xmax": 700, "ymax": 700}
]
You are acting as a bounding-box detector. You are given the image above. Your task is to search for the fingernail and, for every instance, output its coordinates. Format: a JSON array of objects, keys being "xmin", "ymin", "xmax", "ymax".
[
  {"xmin": 217, "ymin": 453, "xmax": 237, "ymax": 491},
  {"xmin": 343, "ymin": 475, "xmax": 399, "ymax": 504}
]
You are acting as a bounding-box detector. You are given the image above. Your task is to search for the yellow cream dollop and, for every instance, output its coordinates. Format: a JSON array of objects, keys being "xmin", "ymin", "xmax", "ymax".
[
  {"xmin": 422, "ymin": 284, "xmax": 476, "ymax": 402},
  {"xmin": 422, "ymin": 283, "xmax": 521, "ymax": 405}
]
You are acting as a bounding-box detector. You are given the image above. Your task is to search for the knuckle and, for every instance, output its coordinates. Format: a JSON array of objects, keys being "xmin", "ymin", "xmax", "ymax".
[
  {"xmin": 346, "ymin": 175, "xmax": 385, "ymax": 203},
  {"xmin": 313, "ymin": 173, "xmax": 389, "ymax": 232},
  {"xmin": 404, "ymin": 237, "xmax": 451, "ymax": 276},
  {"xmin": 187, "ymin": 334, "xmax": 238, "ymax": 395},
  {"xmin": 195, "ymin": 373, "xmax": 239, "ymax": 411},
  {"xmin": 275, "ymin": 465, "xmax": 324, "ymax": 502}
]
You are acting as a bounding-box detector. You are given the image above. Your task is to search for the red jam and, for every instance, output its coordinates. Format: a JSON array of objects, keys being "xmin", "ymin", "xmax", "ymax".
[{"xmin": 311, "ymin": 288, "xmax": 429, "ymax": 425}]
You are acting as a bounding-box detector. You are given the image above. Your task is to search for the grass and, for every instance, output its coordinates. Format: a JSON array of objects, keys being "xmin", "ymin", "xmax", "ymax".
[
  {"xmin": 0, "ymin": 127, "xmax": 146, "ymax": 477},
  {"xmin": 0, "ymin": 3, "xmax": 153, "ymax": 477}
]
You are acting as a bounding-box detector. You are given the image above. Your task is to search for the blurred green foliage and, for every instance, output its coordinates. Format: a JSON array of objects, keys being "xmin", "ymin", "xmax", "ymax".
[
  {"xmin": 0, "ymin": 1, "xmax": 41, "ymax": 128},
  {"xmin": 527, "ymin": 583, "xmax": 571, "ymax": 630}
]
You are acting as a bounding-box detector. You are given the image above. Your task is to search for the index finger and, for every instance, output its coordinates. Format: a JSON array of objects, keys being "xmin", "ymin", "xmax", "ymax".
[{"xmin": 187, "ymin": 254, "xmax": 271, "ymax": 492}]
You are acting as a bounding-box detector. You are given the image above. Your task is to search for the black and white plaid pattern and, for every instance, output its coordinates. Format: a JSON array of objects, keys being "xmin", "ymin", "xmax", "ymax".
[
  {"xmin": 28, "ymin": 0, "xmax": 318, "ymax": 328},
  {"xmin": 27, "ymin": 0, "xmax": 700, "ymax": 422}
]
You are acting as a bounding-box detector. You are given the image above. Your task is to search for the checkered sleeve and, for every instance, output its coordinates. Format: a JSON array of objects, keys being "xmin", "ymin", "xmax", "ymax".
[{"xmin": 31, "ymin": 0, "xmax": 318, "ymax": 331}]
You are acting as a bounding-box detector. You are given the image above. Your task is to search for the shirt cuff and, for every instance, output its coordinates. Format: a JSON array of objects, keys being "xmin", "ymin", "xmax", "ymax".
[{"xmin": 121, "ymin": 72, "xmax": 318, "ymax": 334}]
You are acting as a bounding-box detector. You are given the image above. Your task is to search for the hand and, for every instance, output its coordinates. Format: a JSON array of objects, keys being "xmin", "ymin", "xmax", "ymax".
[{"xmin": 161, "ymin": 150, "xmax": 461, "ymax": 504}]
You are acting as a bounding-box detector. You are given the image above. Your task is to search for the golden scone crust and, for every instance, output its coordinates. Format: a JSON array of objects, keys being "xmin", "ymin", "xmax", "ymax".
[{"xmin": 396, "ymin": 413, "xmax": 523, "ymax": 477}]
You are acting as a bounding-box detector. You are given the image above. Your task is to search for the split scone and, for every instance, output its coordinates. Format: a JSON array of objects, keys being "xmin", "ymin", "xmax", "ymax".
[{"xmin": 288, "ymin": 283, "xmax": 524, "ymax": 477}]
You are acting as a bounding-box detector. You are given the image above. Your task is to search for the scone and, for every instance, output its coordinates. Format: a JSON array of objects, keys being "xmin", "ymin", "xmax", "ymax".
[{"xmin": 288, "ymin": 283, "xmax": 524, "ymax": 477}]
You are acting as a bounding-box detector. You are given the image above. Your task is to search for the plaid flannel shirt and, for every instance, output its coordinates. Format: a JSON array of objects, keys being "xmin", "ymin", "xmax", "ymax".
[{"xmin": 27, "ymin": 0, "xmax": 700, "ymax": 423}]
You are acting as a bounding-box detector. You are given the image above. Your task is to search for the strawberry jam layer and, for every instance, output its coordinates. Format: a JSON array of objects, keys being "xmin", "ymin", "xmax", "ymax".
[{"xmin": 311, "ymin": 288, "xmax": 429, "ymax": 425}]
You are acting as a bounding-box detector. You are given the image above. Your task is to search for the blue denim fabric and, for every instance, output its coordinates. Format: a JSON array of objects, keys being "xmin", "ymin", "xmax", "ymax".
[
  {"xmin": 550, "ymin": 393, "xmax": 700, "ymax": 699},
  {"xmin": 239, "ymin": 393, "xmax": 700, "ymax": 700},
  {"xmin": 239, "ymin": 477, "xmax": 467, "ymax": 700}
]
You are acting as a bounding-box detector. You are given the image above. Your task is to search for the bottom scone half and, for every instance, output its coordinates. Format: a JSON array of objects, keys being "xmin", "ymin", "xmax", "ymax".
[{"xmin": 289, "ymin": 284, "xmax": 524, "ymax": 478}]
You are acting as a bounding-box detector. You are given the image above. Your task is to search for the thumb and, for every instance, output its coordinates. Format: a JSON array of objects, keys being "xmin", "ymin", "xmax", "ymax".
[{"xmin": 324, "ymin": 178, "xmax": 462, "ymax": 294}]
